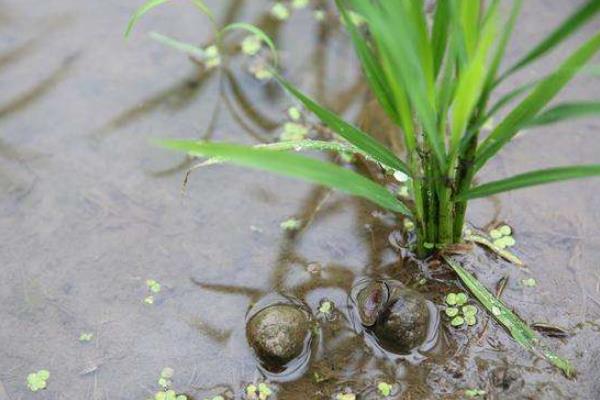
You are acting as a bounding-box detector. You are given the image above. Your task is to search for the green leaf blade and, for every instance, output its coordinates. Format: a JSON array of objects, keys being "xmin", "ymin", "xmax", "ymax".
[
  {"xmin": 444, "ymin": 256, "xmax": 574, "ymax": 377},
  {"xmin": 149, "ymin": 32, "xmax": 206, "ymax": 58},
  {"xmin": 500, "ymin": 0, "xmax": 600, "ymax": 81},
  {"xmin": 456, "ymin": 165, "xmax": 600, "ymax": 201},
  {"xmin": 160, "ymin": 140, "xmax": 412, "ymax": 215},
  {"xmin": 272, "ymin": 73, "xmax": 411, "ymax": 175},
  {"xmin": 527, "ymin": 101, "xmax": 600, "ymax": 127},
  {"xmin": 476, "ymin": 31, "xmax": 600, "ymax": 171},
  {"xmin": 125, "ymin": 0, "xmax": 172, "ymax": 38}
]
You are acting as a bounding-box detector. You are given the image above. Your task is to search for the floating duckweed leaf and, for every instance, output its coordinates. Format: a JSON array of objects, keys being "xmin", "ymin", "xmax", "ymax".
[
  {"xmin": 318, "ymin": 300, "xmax": 333, "ymax": 314},
  {"xmin": 455, "ymin": 293, "xmax": 468, "ymax": 306},
  {"xmin": 465, "ymin": 314, "xmax": 477, "ymax": 326},
  {"xmin": 258, "ymin": 382, "xmax": 272, "ymax": 399},
  {"xmin": 335, "ymin": 393, "xmax": 356, "ymax": 400},
  {"xmin": 161, "ymin": 367, "xmax": 174, "ymax": 379},
  {"xmin": 403, "ymin": 218, "xmax": 415, "ymax": 232},
  {"xmin": 445, "ymin": 293, "xmax": 457, "ymax": 305},
  {"xmin": 314, "ymin": 10, "xmax": 326, "ymax": 21},
  {"xmin": 280, "ymin": 122, "xmax": 309, "ymax": 141},
  {"xmin": 451, "ymin": 316, "xmax": 465, "ymax": 326},
  {"xmin": 288, "ymin": 107, "xmax": 301, "ymax": 121},
  {"xmin": 158, "ymin": 377, "xmax": 171, "ymax": 388},
  {"xmin": 465, "ymin": 388, "xmax": 486, "ymax": 397},
  {"xmin": 490, "ymin": 229, "xmax": 502, "ymax": 239},
  {"xmin": 249, "ymin": 61, "xmax": 273, "ymax": 80},
  {"xmin": 280, "ymin": 218, "xmax": 301, "ymax": 230},
  {"xmin": 462, "ymin": 305, "xmax": 478, "ymax": 316},
  {"xmin": 27, "ymin": 370, "xmax": 50, "ymax": 392},
  {"xmin": 155, "ymin": 390, "xmax": 179, "ymax": 400},
  {"xmin": 144, "ymin": 296, "xmax": 155, "ymax": 305},
  {"xmin": 499, "ymin": 225, "xmax": 512, "ymax": 236},
  {"xmin": 246, "ymin": 385, "xmax": 257, "ymax": 396},
  {"xmin": 377, "ymin": 382, "xmax": 393, "ymax": 397},
  {"xmin": 146, "ymin": 279, "xmax": 161, "ymax": 293},
  {"xmin": 445, "ymin": 307, "xmax": 459, "ymax": 317},
  {"xmin": 522, "ymin": 278, "xmax": 537, "ymax": 287},
  {"xmin": 292, "ymin": 0, "xmax": 309, "ymax": 9},
  {"xmin": 79, "ymin": 332, "xmax": 94, "ymax": 342},
  {"xmin": 270, "ymin": 3, "xmax": 290, "ymax": 20},
  {"xmin": 204, "ymin": 45, "xmax": 220, "ymax": 68},
  {"xmin": 241, "ymin": 35, "xmax": 262, "ymax": 56}
]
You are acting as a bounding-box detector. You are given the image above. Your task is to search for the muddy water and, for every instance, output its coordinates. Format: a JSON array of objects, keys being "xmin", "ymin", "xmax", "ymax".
[{"xmin": 1, "ymin": 0, "xmax": 599, "ymax": 399}]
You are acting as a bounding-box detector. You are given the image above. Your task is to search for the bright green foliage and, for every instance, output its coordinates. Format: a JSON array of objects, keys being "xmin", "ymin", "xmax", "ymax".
[
  {"xmin": 445, "ymin": 293, "xmax": 477, "ymax": 328},
  {"xmin": 129, "ymin": 0, "xmax": 600, "ymax": 257},
  {"xmin": 377, "ymin": 381, "xmax": 393, "ymax": 397},
  {"xmin": 79, "ymin": 332, "xmax": 94, "ymax": 342},
  {"xmin": 27, "ymin": 370, "xmax": 50, "ymax": 392},
  {"xmin": 465, "ymin": 388, "xmax": 486, "ymax": 398},
  {"xmin": 280, "ymin": 218, "xmax": 301, "ymax": 230}
]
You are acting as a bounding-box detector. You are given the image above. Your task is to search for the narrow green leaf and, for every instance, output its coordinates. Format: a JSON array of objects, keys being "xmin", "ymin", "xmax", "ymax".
[
  {"xmin": 351, "ymin": 0, "xmax": 445, "ymax": 166},
  {"xmin": 459, "ymin": 0, "xmax": 480, "ymax": 59},
  {"xmin": 456, "ymin": 165, "xmax": 600, "ymax": 200},
  {"xmin": 125, "ymin": 0, "xmax": 214, "ymax": 37},
  {"xmin": 195, "ymin": 140, "xmax": 395, "ymax": 172},
  {"xmin": 431, "ymin": 0, "xmax": 450, "ymax": 77},
  {"xmin": 149, "ymin": 32, "xmax": 206, "ymax": 58},
  {"xmin": 450, "ymin": 1, "xmax": 498, "ymax": 152},
  {"xmin": 485, "ymin": 0, "xmax": 522, "ymax": 87},
  {"xmin": 500, "ymin": 0, "xmax": 600, "ymax": 81},
  {"xmin": 527, "ymin": 101, "xmax": 600, "ymax": 127},
  {"xmin": 272, "ymin": 73, "xmax": 411, "ymax": 175},
  {"xmin": 335, "ymin": 0, "xmax": 398, "ymax": 123},
  {"xmin": 444, "ymin": 256, "xmax": 574, "ymax": 377},
  {"xmin": 221, "ymin": 22, "xmax": 279, "ymax": 66},
  {"xmin": 476, "ymin": 32, "xmax": 600, "ymax": 171},
  {"xmin": 125, "ymin": 0, "xmax": 171, "ymax": 37},
  {"xmin": 160, "ymin": 140, "xmax": 412, "ymax": 215},
  {"xmin": 189, "ymin": 0, "xmax": 215, "ymax": 23}
]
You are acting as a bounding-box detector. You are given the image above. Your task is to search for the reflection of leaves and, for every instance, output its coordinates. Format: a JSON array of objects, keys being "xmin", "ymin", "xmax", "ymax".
[{"xmin": 0, "ymin": 54, "xmax": 78, "ymax": 119}]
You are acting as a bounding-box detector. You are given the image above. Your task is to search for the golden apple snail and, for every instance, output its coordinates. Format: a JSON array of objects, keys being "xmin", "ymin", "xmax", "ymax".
[
  {"xmin": 351, "ymin": 279, "xmax": 438, "ymax": 355},
  {"xmin": 245, "ymin": 293, "xmax": 313, "ymax": 377}
]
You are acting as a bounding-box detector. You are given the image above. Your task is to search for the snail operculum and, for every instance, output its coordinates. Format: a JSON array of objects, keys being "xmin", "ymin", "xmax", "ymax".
[{"xmin": 356, "ymin": 281, "xmax": 390, "ymax": 327}]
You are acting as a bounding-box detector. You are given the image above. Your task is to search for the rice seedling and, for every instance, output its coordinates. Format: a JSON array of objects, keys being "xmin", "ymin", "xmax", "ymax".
[{"xmin": 125, "ymin": 0, "xmax": 600, "ymax": 375}]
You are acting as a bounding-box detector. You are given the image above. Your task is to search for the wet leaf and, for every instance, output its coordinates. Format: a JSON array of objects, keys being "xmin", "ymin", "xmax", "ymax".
[
  {"xmin": 160, "ymin": 140, "xmax": 412, "ymax": 216},
  {"xmin": 445, "ymin": 256, "xmax": 574, "ymax": 377}
]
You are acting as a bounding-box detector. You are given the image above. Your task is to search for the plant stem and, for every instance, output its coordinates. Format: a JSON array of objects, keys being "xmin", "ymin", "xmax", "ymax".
[{"xmin": 453, "ymin": 131, "xmax": 478, "ymax": 241}]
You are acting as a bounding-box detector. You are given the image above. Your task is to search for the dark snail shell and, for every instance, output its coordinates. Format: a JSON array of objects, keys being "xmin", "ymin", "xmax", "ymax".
[
  {"xmin": 353, "ymin": 279, "xmax": 431, "ymax": 354},
  {"xmin": 371, "ymin": 288, "xmax": 429, "ymax": 354}
]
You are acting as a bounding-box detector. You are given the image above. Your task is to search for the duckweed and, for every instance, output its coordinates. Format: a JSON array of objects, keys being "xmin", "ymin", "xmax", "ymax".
[
  {"xmin": 79, "ymin": 332, "xmax": 94, "ymax": 342},
  {"xmin": 280, "ymin": 218, "xmax": 301, "ymax": 230},
  {"xmin": 27, "ymin": 370, "xmax": 50, "ymax": 392},
  {"xmin": 377, "ymin": 381, "xmax": 393, "ymax": 397},
  {"xmin": 270, "ymin": 3, "xmax": 290, "ymax": 20},
  {"xmin": 241, "ymin": 35, "xmax": 262, "ymax": 56}
]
